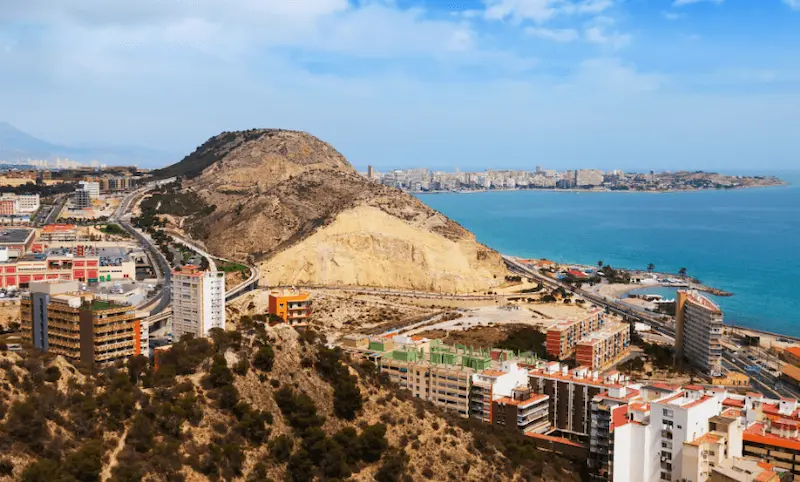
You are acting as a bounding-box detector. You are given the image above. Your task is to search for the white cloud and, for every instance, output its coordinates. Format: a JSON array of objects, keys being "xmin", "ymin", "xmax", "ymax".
[
  {"xmin": 784, "ymin": 0, "xmax": 800, "ymax": 9},
  {"xmin": 662, "ymin": 11, "xmax": 683, "ymax": 20},
  {"xmin": 525, "ymin": 27, "xmax": 579, "ymax": 42},
  {"xmin": 482, "ymin": 0, "xmax": 614, "ymax": 24},
  {"xmin": 583, "ymin": 17, "xmax": 631, "ymax": 49},
  {"xmin": 672, "ymin": 0, "xmax": 723, "ymax": 7}
]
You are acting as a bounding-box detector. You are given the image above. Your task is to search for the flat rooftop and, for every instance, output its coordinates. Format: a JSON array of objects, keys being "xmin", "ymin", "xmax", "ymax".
[
  {"xmin": 22, "ymin": 246, "xmax": 132, "ymax": 261},
  {"xmin": 0, "ymin": 228, "xmax": 34, "ymax": 244}
]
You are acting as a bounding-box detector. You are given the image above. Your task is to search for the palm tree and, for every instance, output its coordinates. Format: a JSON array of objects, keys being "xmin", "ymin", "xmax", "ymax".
[
  {"xmin": 679, "ymin": 267, "xmax": 687, "ymax": 277},
  {"xmin": 647, "ymin": 263, "xmax": 655, "ymax": 273},
  {"xmin": 597, "ymin": 260, "xmax": 604, "ymax": 268}
]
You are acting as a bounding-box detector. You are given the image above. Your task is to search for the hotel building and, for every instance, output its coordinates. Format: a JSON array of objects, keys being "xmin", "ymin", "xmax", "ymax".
[
  {"xmin": 675, "ymin": 290, "xmax": 724, "ymax": 377},
  {"xmin": 21, "ymin": 281, "xmax": 144, "ymax": 367},
  {"xmin": 171, "ymin": 265, "xmax": 225, "ymax": 339}
]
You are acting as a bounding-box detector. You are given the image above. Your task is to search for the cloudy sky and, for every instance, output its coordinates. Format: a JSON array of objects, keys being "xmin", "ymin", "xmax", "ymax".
[{"xmin": 1, "ymin": 0, "xmax": 799, "ymax": 170}]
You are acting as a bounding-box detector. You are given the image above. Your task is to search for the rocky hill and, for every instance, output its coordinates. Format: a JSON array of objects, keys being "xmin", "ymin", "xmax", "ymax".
[
  {"xmin": 0, "ymin": 313, "xmax": 581, "ymax": 482},
  {"xmin": 151, "ymin": 129, "xmax": 508, "ymax": 293}
]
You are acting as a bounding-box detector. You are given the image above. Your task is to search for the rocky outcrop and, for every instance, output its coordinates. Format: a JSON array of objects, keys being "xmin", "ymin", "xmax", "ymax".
[{"xmin": 164, "ymin": 129, "xmax": 507, "ymax": 293}]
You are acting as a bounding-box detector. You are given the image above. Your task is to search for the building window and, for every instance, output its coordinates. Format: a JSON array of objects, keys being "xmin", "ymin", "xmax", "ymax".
[{"xmin": 662, "ymin": 408, "xmax": 674, "ymax": 418}]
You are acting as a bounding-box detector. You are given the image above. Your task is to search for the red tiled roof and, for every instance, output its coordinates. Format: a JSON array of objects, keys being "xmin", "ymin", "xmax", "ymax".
[
  {"xmin": 525, "ymin": 432, "xmax": 586, "ymax": 449},
  {"xmin": 744, "ymin": 422, "xmax": 800, "ymax": 452},
  {"xmin": 480, "ymin": 369, "xmax": 507, "ymax": 377},
  {"xmin": 42, "ymin": 224, "xmax": 76, "ymax": 233},
  {"xmin": 684, "ymin": 384, "xmax": 704, "ymax": 391},
  {"xmin": 784, "ymin": 346, "xmax": 800, "ymax": 358},
  {"xmin": 686, "ymin": 432, "xmax": 723, "ymax": 446},
  {"xmin": 611, "ymin": 405, "xmax": 629, "ymax": 432},
  {"xmin": 723, "ymin": 398, "xmax": 745, "ymax": 408}
]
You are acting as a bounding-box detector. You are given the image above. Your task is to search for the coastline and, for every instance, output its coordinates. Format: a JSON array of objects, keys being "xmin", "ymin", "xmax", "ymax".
[{"xmin": 414, "ymin": 181, "xmax": 787, "ymax": 196}]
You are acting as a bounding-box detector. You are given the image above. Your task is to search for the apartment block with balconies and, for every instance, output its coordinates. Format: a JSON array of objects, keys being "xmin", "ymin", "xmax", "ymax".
[
  {"xmin": 21, "ymin": 280, "xmax": 143, "ymax": 367},
  {"xmin": 676, "ymin": 290, "xmax": 724, "ymax": 377},
  {"xmin": 268, "ymin": 288, "xmax": 312, "ymax": 324}
]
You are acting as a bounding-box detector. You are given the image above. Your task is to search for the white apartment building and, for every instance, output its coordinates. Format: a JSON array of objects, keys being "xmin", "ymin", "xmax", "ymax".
[
  {"xmin": 15, "ymin": 194, "xmax": 40, "ymax": 213},
  {"xmin": 595, "ymin": 387, "xmax": 728, "ymax": 482},
  {"xmin": 78, "ymin": 181, "xmax": 101, "ymax": 199},
  {"xmin": 171, "ymin": 265, "xmax": 225, "ymax": 339},
  {"xmin": 676, "ymin": 290, "xmax": 724, "ymax": 377},
  {"xmin": 0, "ymin": 193, "xmax": 40, "ymax": 214}
]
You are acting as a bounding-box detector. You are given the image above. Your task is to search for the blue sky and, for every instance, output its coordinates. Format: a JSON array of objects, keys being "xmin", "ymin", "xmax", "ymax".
[{"xmin": 1, "ymin": 0, "xmax": 799, "ymax": 171}]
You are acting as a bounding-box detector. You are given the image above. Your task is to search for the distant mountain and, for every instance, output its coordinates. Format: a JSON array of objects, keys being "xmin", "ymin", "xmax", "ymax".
[{"xmin": 0, "ymin": 121, "xmax": 176, "ymax": 167}]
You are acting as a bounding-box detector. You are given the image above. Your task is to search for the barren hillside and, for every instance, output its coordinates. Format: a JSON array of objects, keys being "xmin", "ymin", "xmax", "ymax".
[
  {"xmin": 0, "ymin": 317, "xmax": 580, "ymax": 481},
  {"xmin": 151, "ymin": 129, "xmax": 507, "ymax": 293}
]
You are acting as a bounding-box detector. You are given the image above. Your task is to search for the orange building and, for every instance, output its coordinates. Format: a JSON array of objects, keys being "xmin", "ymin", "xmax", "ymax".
[
  {"xmin": 268, "ymin": 288, "xmax": 312, "ymax": 323},
  {"xmin": 574, "ymin": 322, "xmax": 631, "ymax": 371},
  {"xmin": 782, "ymin": 346, "xmax": 800, "ymax": 367},
  {"xmin": 545, "ymin": 308, "xmax": 604, "ymax": 360}
]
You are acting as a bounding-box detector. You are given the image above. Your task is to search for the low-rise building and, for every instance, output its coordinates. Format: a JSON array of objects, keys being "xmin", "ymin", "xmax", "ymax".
[
  {"xmin": 0, "ymin": 246, "xmax": 136, "ymax": 288},
  {"xmin": 40, "ymin": 224, "xmax": 78, "ymax": 243},
  {"xmin": 268, "ymin": 288, "xmax": 312, "ymax": 323},
  {"xmin": 0, "ymin": 228, "xmax": 35, "ymax": 258},
  {"xmin": 782, "ymin": 346, "xmax": 800, "ymax": 368}
]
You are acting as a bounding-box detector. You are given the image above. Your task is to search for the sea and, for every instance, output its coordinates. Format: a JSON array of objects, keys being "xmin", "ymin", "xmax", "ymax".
[{"xmin": 417, "ymin": 171, "xmax": 800, "ymax": 337}]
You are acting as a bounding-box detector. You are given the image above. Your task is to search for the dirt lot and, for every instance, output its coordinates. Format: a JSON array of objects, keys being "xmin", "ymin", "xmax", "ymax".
[{"xmin": 417, "ymin": 323, "xmax": 531, "ymax": 349}]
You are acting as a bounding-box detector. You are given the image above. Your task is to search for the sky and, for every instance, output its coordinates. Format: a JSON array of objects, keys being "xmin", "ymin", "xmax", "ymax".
[{"xmin": 1, "ymin": 0, "xmax": 799, "ymax": 171}]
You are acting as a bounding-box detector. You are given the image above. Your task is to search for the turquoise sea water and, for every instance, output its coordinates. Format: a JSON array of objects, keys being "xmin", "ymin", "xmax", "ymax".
[{"xmin": 418, "ymin": 173, "xmax": 800, "ymax": 336}]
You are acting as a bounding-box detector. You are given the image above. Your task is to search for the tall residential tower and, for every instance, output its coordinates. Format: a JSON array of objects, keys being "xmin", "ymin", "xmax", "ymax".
[
  {"xmin": 171, "ymin": 265, "xmax": 225, "ymax": 339},
  {"xmin": 675, "ymin": 290, "xmax": 723, "ymax": 377}
]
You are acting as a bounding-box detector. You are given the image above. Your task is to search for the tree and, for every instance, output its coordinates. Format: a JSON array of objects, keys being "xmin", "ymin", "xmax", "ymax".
[
  {"xmin": 253, "ymin": 345, "xmax": 275, "ymax": 372},
  {"xmin": 647, "ymin": 263, "xmax": 655, "ymax": 273},
  {"xmin": 679, "ymin": 267, "xmax": 687, "ymax": 277},
  {"xmin": 359, "ymin": 423, "xmax": 388, "ymax": 463},
  {"xmin": 375, "ymin": 449, "xmax": 409, "ymax": 482},
  {"xmin": 597, "ymin": 260, "xmax": 604, "ymax": 268},
  {"xmin": 269, "ymin": 434, "xmax": 293, "ymax": 463}
]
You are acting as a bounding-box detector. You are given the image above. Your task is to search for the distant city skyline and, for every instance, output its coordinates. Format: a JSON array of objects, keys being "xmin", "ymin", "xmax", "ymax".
[{"xmin": 1, "ymin": 1, "xmax": 799, "ymax": 170}]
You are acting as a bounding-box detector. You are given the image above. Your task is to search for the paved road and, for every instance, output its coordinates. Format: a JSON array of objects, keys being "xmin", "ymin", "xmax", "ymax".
[
  {"xmin": 112, "ymin": 186, "xmax": 172, "ymax": 315},
  {"xmin": 167, "ymin": 231, "xmax": 217, "ymax": 271},
  {"xmin": 35, "ymin": 194, "xmax": 68, "ymax": 226}
]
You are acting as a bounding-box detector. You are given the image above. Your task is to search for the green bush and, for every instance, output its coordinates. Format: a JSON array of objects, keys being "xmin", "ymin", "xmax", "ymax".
[
  {"xmin": 253, "ymin": 345, "xmax": 275, "ymax": 372},
  {"xmin": 269, "ymin": 434, "xmax": 293, "ymax": 463},
  {"xmin": 375, "ymin": 449, "xmax": 410, "ymax": 482},
  {"xmin": 43, "ymin": 366, "xmax": 61, "ymax": 383}
]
